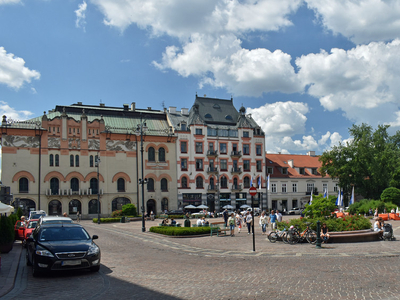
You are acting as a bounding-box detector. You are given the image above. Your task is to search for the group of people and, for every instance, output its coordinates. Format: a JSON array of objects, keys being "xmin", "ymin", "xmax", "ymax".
[{"xmin": 223, "ymin": 209, "xmax": 284, "ymax": 237}]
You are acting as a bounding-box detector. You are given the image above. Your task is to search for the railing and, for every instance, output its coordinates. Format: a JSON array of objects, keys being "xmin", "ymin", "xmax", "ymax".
[
  {"xmin": 230, "ymin": 151, "xmax": 242, "ymax": 157},
  {"xmin": 207, "ymin": 166, "xmax": 219, "ymax": 173},
  {"xmin": 207, "ymin": 150, "xmax": 218, "ymax": 156},
  {"xmin": 231, "ymin": 167, "xmax": 242, "ymax": 174},
  {"xmin": 231, "ymin": 184, "xmax": 242, "ymax": 190}
]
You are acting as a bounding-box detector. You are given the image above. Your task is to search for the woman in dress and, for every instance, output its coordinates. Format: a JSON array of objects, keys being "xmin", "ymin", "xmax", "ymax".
[{"xmin": 259, "ymin": 211, "xmax": 268, "ymax": 235}]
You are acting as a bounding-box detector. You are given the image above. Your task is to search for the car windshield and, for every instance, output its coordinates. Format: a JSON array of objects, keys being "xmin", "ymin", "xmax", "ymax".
[
  {"xmin": 31, "ymin": 214, "xmax": 45, "ymax": 219},
  {"xmin": 27, "ymin": 221, "xmax": 38, "ymax": 229},
  {"xmin": 39, "ymin": 227, "xmax": 90, "ymax": 241}
]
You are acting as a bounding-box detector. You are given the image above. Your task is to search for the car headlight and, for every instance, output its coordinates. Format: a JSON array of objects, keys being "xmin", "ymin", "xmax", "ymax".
[
  {"xmin": 87, "ymin": 244, "xmax": 100, "ymax": 255},
  {"xmin": 35, "ymin": 249, "xmax": 54, "ymax": 257}
]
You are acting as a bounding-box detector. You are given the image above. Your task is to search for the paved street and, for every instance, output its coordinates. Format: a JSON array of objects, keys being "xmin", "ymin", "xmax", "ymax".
[{"xmin": 3, "ymin": 218, "xmax": 400, "ymax": 300}]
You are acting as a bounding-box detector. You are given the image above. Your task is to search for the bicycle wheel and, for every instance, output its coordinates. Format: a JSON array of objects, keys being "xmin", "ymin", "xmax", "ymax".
[
  {"xmin": 281, "ymin": 231, "xmax": 289, "ymax": 244},
  {"xmin": 306, "ymin": 230, "xmax": 317, "ymax": 244},
  {"xmin": 268, "ymin": 232, "xmax": 278, "ymax": 243},
  {"xmin": 287, "ymin": 230, "xmax": 300, "ymax": 245}
]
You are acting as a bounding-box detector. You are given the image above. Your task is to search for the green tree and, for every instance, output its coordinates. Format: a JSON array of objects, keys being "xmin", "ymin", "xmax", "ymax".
[
  {"xmin": 319, "ymin": 124, "xmax": 400, "ymax": 200},
  {"xmin": 381, "ymin": 187, "xmax": 400, "ymax": 206},
  {"xmin": 121, "ymin": 203, "xmax": 137, "ymax": 216},
  {"xmin": 303, "ymin": 194, "xmax": 336, "ymax": 218}
]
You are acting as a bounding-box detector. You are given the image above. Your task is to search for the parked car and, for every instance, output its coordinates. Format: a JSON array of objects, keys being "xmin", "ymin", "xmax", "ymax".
[
  {"xmin": 28, "ymin": 210, "xmax": 47, "ymax": 221},
  {"xmin": 167, "ymin": 210, "xmax": 185, "ymax": 215},
  {"xmin": 288, "ymin": 207, "xmax": 301, "ymax": 215},
  {"xmin": 26, "ymin": 223, "xmax": 101, "ymax": 277},
  {"xmin": 38, "ymin": 216, "xmax": 73, "ymax": 225},
  {"xmin": 22, "ymin": 219, "xmax": 39, "ymax": 247}
]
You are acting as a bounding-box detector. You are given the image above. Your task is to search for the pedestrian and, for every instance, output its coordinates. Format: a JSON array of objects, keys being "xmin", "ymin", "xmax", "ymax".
[
  {"xmin": 223, "ymin": 209, "xmax": 228, "ymax": 226},
  {"xmin": 235, "ymin": 212, "xmax": 243, "ymax": 233},
  {"xmin": 76, "ymin": 211, "xmax": 80, "ymax": 222},
  {"xmin": 150, "ymin": 210, "xmax": 155, "ymax": 221},
  {"xmin": 276, "ymin": 210, "xmax": 283, "ymax": 222},
  {"xmin": 228, "ymin": 213, "xmax": 236, "ymax": 236},
  {"xmin": 259, "ymin": 211, "xmax": 268, "ymax": 235},
  {"xmin": 63, "ymin": 212, "xmax": 68, "ymax": 217},
  {"xmin": 374, "ymin": 208, "xmax": 378, "ymax": 218},
  {"xmin": 269, "ymin": 210, "xmax": 277, "ymax": 232},
  {"xmin": 246, "ymin": 211, "xmax": 253, "ymax": 234}
]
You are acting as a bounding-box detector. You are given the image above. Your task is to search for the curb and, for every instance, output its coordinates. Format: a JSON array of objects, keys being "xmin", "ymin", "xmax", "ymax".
[{"xmin": 0, "ymin": 242, "xmax": 23, "ymax": 298}]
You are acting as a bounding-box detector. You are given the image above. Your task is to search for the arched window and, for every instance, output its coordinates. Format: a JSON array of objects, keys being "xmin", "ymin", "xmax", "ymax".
[
  {"xmin": 148, "ymin": 147, "xmax": 155, "ymax": 162},
  {"xmin": 88, "ymin": 199, "xmax": 100, "ymax": 214},
  {"xmin": 75, "ymin": 155, "xmax": 79, "ymax": 167},
  {"xmin": 182, "ymin": 177, "xmax": 188, "ymax": 188},
  {"xmin": 244, "ymin": 176, "xmax": 250, "ymax": 188},
  {"xmin": 50, "ymin": 178, "xmax": 59, "ymax": 195},
  {"xmin": 90, "ymin": 178, "xmax": 98, "ymax": 195},
  {"xmin": 220, "ymin": 176, "xmax": 228, "ymax": 188},
  {"xmin": 147, "ymin": 178, "xmax": 154, "ymax": 192},
  {"xmin": 196, "ymin": 176, "xmax": 203, "ymax": 189},
  {"xmin": 161, "ymin": 178, "xmax": 168, "ymax": 191},
  {"xmin": 70, "ymin": 155, "xmax": 74, "ymax": 167},
  {"xmin": 161, "ymin": 198, "xmax": 168, "ymax": 212},
  {"xmin": 159, "ymin": 147, "xmax": 165, "ymax": 162},
  {"xmin": 69, "ymin": 199, "xmax": 81, "ymax": 215},
  {"xmin": 112, "ymin": 197, "xmax": 131, "ymax": 211},
  {"xmin": 209, "ymin": 177, "xmax": 215, "ymax": 189},
  {"xmin": 117, "ymin": 178, "xmax": 125, "ymax": 192},
  {"xmin": 49, "ymin": 154, "xmax": 54, "ymax": 167},
  {"xmin": 90, "ymin": 155, "xmax": 94, "ymax": 167},
  {"xmin": 233, "ymin": 178, "xmax": 238, "ymax": 189},
  {"xmin": 55, "ymin": 154, "xmax": 59, "ymax": 167},
  {"xmin": 19, "ymin": 177, "xmax": 29, "ymax": 193},
  {"xmin": 70, "ymin": 178, "xmax": 79, "ymax": 193},
  {"xmin": 48, "ymin": 200, "xmax": 62, "ymax": 215}
]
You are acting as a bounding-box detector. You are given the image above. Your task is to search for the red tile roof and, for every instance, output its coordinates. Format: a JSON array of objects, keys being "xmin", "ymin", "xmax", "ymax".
[{"xmin": 265, "ymin": 153, "xmax": 324, "ymax": 179}]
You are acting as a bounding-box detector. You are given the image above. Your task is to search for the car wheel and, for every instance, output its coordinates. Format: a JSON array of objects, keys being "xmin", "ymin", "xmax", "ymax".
[
  {"xmin": 32, "ymin": 256, "xmax": 41, "ymax": 277},
  {"xmin": 90, "ymin": 265, "xmax": 100, "ymax": 272}
]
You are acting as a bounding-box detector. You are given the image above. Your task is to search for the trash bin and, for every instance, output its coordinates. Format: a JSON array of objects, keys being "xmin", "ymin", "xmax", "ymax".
[
  {"xmin": 120, "ymin": 216, "xmax": 126, "ymax": 223},
  {"xmin": 184, "ymin": 219, "xmax": 191, "ymax": 227}
]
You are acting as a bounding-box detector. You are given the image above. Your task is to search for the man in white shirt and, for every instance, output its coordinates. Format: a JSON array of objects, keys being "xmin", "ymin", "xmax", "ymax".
[
  {"xmin": 197, "ymin": 218, "xmax": 203, "ymax": 226},
  {"xmin": 276, "ymin": 210, "xmax": 283, "ymax": 222}
]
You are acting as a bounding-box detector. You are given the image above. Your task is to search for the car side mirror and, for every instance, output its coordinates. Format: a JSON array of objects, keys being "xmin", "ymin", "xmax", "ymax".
[{"xmin": 92, "ymin": 235, "xmax": 98, "ymax": 240}]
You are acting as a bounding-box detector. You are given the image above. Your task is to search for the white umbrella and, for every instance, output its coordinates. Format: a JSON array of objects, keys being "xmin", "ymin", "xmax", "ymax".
[
  {"xmin": 184, "ymin": 205, "xmax": 197, "ymax": 209},
  {"xmin": 223, "ymin": 205, "xmax": 234, "ymax": 209},
  {"xmin": 240, "ymin": 204, "xmax": 251, "ymax": 209},
  {"xmin": 0, "ymin": 202, "xmax": 14, "ymax": 214},
  {"xmin": 197, "ymin": 205, "xmax": 209, "ymax": 209}
]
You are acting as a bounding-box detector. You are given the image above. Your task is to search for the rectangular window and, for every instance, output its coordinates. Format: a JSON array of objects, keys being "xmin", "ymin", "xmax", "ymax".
[
  {"xmin": 195, "ymin": 142, "xmax": 203, "ymax": 153},
  {"xmin": 271, "ymin": 183, "xmax": 277, "ymax": 193},
  {"xmin": 181, "ymin": 141, "xmax": 187, "ymax": 153},
  {"xmin": 219, "ymin": 129, "xmax": 229, "ymax": 137},
  {"xmin": 181, "ymin": 123, "xmax": 187, "ymax": 131},
  {"xmin": 220, "ymin": 159, "xmax": 227, "ymax": 171},
  {"xmin": 292, "ymin": 183, "xmax": 297, "ymax": 193},
  {"xmin": 256, "ymin": 145, "xmax": 262, "ymax": 156},
  {"xmin": 209, "ymin": 143, "xmax": 214, "ymax": 151},
  {"xmin": 243, "ymin": 131, "xmax": 249, "ymax": 137},
  {"xmin": 196, "ymin": 159, "xmax": 203, "ymax": 171},
  {"xmin": 334, "ymin": 184, "xmax": 339, "ymax": 192},
  {"xmin": 267, "ymin": 167, "xmax": 273, "ymax": 174},
  {"xmin": 181, "ymin": 159, "xmax": 187, "ymax": 171},
  {"xmin": 256, "ymin": 160, "xmax": 262, "ymax": 172},
  {"xmin": 207, "ymin": 127, "xmax": 216, "ymax": 136},
  {"xmin": 282, "ymin": 183, "xmax": 287, "ymax": 193},
  {"xmin": 220, "ymin": 143, "xmax": 227, "ymax": 154},
  {"xmin": 243, "ymin": 160, "xmax": 250, "ymax": 171},
  {"xmin": 243, "ymin": 144, "xmax": 250, "ymax": 155},
  {"xmin": 69, "ymin": 128, "xmax": 72, "ymax": 134},
  {"xmin": 312, "ymin": 168, "xmax": 318, "ymax": 175},
  {"xmin": 282, "ymin": 168, "xmax": 288, "ymax": 175},
  {"xmin": 299, "ymin": 168, "xmax": 305, "ymax": 175},
  {"xmin": 229, "ymin": 130, "xmax": 238, "ymax": 137},
  {"xmin": 195, "ymin": 128, "xmax": 203, "ymax": 135},
  {"xmin": 307, "ymin": 183, "xmax": 314, "ymax": 192},
  {"xmin": 323, "ymin": 183, "xmax": 328, "ymax": 193}
]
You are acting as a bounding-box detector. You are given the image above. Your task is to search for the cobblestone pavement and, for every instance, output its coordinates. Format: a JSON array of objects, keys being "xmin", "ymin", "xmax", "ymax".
[{"xmin": 4, "ymin": 218, "xmax": 400, "ymax": 300}]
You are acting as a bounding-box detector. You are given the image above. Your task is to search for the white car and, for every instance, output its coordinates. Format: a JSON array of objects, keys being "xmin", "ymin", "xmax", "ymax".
[
  {"xmin": 288, "ymin": 207, "xmax": 301, "ymax": 215},
  {"xmin": 39, "ymin": 215, "xmax": 73, "ymax": 225}
]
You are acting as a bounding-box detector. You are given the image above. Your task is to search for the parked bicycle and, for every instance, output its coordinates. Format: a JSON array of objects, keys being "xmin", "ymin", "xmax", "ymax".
[
  {"xmin": 268, "ymin": 228, "xmax": 289, "ymax": 244},
  {"xmin": 286, "ymin": 223, "xmax": 317, "ymax": 245}
]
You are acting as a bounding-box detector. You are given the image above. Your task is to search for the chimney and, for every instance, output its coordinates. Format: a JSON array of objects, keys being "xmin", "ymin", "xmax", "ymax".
[
  {"xmin": 131, "ymin": 102, "xmax": 136, "ymax": 111},
  {"xmin": 169, "ymin": 106, "xmax": 177, "ymax": 114},
  {"xmin": 123, "ymin": 104, "xmax": 129, "ymax": 110},
  {"xmin": 100, "ymin": 103, "xmax": 105, "ymax": 107},
  {"xmin": 307, "ymin": 151, "xmax": 316, "ymax": 156},
  {"xmin": 181, "ymin": 108, "xmax": 189, "ymax": 115}
]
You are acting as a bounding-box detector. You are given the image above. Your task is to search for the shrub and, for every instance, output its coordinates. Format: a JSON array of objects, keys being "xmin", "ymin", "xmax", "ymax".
[
  {"xmin": 150, "ymin": 226, "xmax": 211, "ymax": 236},
  {"xmin": 302, "ymin": 194, "xmax": 336, "ymax": 218},
  {"xmin": 349, "ymin": 199, "xmax": 394, "ymax": 215},
  {"xmin": 381, "ymin": 187, "xmax": 400, "ymax": 206},
  {"xmin": 111, "ymin": 210, "xmax": 123, "ymax": 217},
  {"xmin": 0, "ymin": 215, "xmax": 15, "ymax": 244},
  {"xmin": 92, "ymin": 217, "xmax": 121, "ymax": 223},
  {"xmin": 122, "ymin": 204, "xmax": 137, "ymax": 216}
]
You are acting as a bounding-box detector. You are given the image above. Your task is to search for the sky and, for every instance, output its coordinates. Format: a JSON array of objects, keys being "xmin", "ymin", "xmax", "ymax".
[{"xmin": 1, "ymin": 0, "xmax": 400, "ymax": 156}]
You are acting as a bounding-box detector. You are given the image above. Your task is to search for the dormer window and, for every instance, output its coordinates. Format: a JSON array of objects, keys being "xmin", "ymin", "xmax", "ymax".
[
  {"xmin": 181, "ymin": 122, "xmax": 187, "ymax": 131},
  {"xmin": 225, "ymin": 115, "xmax": 233, "ymax": 120},
  {"xmin": 312, "ymin": 168, "xmax": 318, "ymax": 175},
  {"xmin": 299, "ymin": 168, "xmax": 305, "ymax": 175},
  {"xmin": 282, "ymin": 168, "xmax": 288, "ymax": 175},
  {"xmin": 205, "ymin": 113, "xmax": 212, "ymax": 119},
  {"xmin": 213, "ymin": 104, "xmax": 220, "ymax": 109}
]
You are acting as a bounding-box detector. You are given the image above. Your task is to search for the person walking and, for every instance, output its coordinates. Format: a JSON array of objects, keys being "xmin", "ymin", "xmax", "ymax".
[
  {"xmin": 259, "ymin": 211, "xmax": 268, "ymax": 235},
  {"xmin": 76, "ymin": 211, "xmax": 80, "ymax": 222},
  {"xmin": 276, "ymin": 210, "xmax": 283, "ymax": 222},
  {"xmin": 269, "ymin": 210, "xmax": 277, "ymax": 232},
  {"xmin": 236, "ymin": 212, "xmax": 243, "ymax": 233},
  {"xmin": 246, "ymin": 211, "xmax": 253, "ymax": 234},
  {"xmin": 150, "ymin": 210, "xmax": 155, "ymax": 221},
  {"xmin": 223, "ymin": 209, "xmax": 228, "ymax": 226},
  {"xmin": 228, "ymin": 213, "xmax": 236, "ymax": 237}
]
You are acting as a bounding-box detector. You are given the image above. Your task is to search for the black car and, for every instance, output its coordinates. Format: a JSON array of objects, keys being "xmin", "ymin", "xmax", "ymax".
[
  {"xmin": 167, "ymin": 210, "xmax": 185, "ymax": 215},
  {"xmin": 26, "ymin": 223, "xmax": 101, "ymax": 277}
]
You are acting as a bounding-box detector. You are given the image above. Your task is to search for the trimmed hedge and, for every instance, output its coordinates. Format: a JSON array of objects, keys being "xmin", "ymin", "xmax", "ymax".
[
  {"xmin": 92, "ymin": 217, "xmax": 121, "ymax": 223},
  {"xmin": 150, "ymin": 226, "xmax": 211, "ymax": 236}
]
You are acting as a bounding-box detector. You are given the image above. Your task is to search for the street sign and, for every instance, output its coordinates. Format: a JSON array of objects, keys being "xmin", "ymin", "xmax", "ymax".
[{"xmin": 249, "ymin": 186, "xmax": 257, "ymax": 196}]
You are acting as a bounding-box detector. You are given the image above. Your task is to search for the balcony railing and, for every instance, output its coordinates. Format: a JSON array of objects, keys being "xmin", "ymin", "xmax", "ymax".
[
  {"xmin": 207, "ymin": 150, "xmax": 218, "ymax": 156},
  {"xmin": 231, "ymin": 184, "xmax": 242, "ymax": 191},
  {"xmin": 207, "ymin": 166, "xmax": 219, "ymax": 173},
  {"xmin": 230, "ymin": 151, "xmax": 242, "ymax": 157},
  {"xmin": 231, "ymin": 167, "xmax": 242, "ymax": 174}
]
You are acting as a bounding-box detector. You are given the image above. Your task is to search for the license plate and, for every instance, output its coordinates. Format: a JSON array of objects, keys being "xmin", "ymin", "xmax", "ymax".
[{"xmin": 62, "ymin": 260, "xmax": 81, "ymax": 266}]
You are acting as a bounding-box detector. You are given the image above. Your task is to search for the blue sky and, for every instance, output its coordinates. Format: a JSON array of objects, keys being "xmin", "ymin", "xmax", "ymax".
[{"xmin": 1, "ymin": 0, "xmax": 400, "ymax": 155}]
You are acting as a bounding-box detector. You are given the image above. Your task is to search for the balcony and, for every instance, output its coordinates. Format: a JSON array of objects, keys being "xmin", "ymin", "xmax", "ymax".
[
  {"xmin": 207, "ymin": 150, "xmax": 218, "ymax": 157},
  {"xmin": 207, "ymin": 166, "xmax": 219, "ymax": 174},
  {"xmin": 230, "ymin": 150, "xmax": 242, "ymax": 157},
  {"xmin": 231, "ymin": 167, "xmax": 242, "ymax": 174},
  {"xmin": 231, "ymin": 184, "xmax": 242, "ymax": 191},
  {"xmin": 305, "ymin": 191, "xmax": 319, "ymax": 196},
  {"xmin": 207, "ymin": 185, "xmax": 218, "ymax": 192}
]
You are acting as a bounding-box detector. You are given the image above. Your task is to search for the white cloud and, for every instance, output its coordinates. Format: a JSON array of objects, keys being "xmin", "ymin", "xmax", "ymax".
[
  {"xmin": 0, "ymin": 47, "xmax": 40, "ymax": 89},
  {"xmin": 306, "ymin": 0, "xmax": 400, "ymax": 44},
  {"xmin": 75, "ymin": 1, "xmax": 87, "ymax": 32},
  {"xmin": 0, "ymin": 101, "xmax": 34, "ymax": 121},
  {"xmin": 0, "ymin": 0, "xmax": 21, "ymax": 4}
]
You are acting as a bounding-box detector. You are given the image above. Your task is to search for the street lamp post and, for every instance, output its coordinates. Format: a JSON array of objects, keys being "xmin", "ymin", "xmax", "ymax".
[
  {"xmin": 96, "ymin": 155, "xmax": 101, "ymax": 224},
  {"xmin": 136, "ymin": 117, "xmax": 148, "ymax": 232}
]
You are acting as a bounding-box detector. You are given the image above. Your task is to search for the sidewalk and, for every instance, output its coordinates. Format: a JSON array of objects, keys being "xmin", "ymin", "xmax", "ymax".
[{"xmin": 0, "ymin": 241, "xmax": 22, "ymax": 298}]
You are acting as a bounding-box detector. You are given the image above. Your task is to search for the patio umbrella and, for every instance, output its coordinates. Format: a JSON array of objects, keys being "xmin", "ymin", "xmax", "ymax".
[
  {"xmin": 0, "ymin": 202, "xmax": 14, "ymax": 214},
  {"xmin": 223, "ymin": 205, "xmax": 234, "ymax": 209},
  {"xmin": 184, "ymin": 205, "xmax": 197, "ymax": 209},
  {"xmin": 240, "ymin": 204, "xmax": 251, "ymax": 209},
  {"xmin": 197, "ymin": 205, "xmax": 209, "ymax": 209}
]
